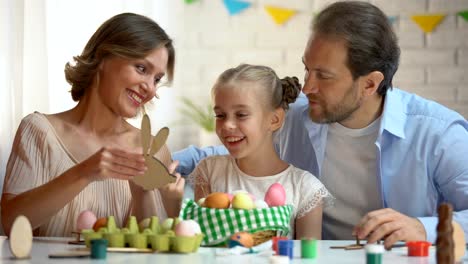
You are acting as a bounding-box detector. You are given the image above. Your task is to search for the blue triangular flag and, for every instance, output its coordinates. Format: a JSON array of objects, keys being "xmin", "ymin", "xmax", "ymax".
[
  {"xmin": 223, "ymin": 0, "xmax": 251, "ymax": 16},
  {"xmin": 388, "ymin": 15, "xmax": 398, "ymax": 25}
]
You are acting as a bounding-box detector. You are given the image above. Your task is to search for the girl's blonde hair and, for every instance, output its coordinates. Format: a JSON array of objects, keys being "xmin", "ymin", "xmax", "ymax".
[{"xmin": 212, "ymin": 64, "xmax": 301, "ymax": 111}]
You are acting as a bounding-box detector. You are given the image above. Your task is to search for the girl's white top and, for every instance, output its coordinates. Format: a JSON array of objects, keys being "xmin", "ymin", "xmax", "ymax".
[{"xmin": 188, "ymin": 155, "xmax": 333, "ymax": 237}]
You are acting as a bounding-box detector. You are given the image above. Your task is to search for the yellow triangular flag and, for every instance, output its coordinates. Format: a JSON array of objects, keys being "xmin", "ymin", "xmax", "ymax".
[
  {"xmin": 264, "ymin": 5, "xmax": 296, "ymax": 25},
  {"xmin": 411, "ymin": 14, "xmax": 445, "ymax": 33}
]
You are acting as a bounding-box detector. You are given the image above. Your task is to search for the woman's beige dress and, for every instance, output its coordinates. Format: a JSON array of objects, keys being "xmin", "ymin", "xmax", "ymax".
[{"xmin": 3, "ymin": 112, "xmax": 170, "ymax": 237}]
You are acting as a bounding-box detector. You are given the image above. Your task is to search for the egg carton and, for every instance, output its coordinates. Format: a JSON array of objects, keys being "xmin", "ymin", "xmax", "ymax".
[
  {"xmin": 83, "ymin": 231, "xmax": 204, "ymax": 253},
  {"xmin": 81, "ymin": 216, "xmax": 203, "ymax": 253}
]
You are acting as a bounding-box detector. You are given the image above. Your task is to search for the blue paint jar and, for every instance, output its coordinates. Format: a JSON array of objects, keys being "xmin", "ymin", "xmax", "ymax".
[{"xmin": 278, "ymin": 239, "xmax": 294, "ymax": 259}]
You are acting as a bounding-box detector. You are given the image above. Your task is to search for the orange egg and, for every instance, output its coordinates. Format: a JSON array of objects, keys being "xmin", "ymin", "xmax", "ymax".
[
  {"xmin": 204, "ymin": 192, "xmax": 230, "ymax": 209},
  {"xmin": 92, "ymin": 217, "xmax": 107, "ymax": 232},
  {"xmin": 230, "ymin": 232, "xmax": 254, "ymax": 248}
]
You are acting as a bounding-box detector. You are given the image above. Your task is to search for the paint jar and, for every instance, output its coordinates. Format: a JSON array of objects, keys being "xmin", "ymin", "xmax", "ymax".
[
  {"xmin": 278, "ymin": 240, "xmax": 294, "ymax": 259},
  {"xmin": 365, "ymin": 244, "xmax": 384, "ymax": 264},
  {"xmin": 406, "ymin": 241, "xmax": 431, "ymax": 257},
  {"xmin": 272, "ymin": 236, "xmax": 288, "ymax": 255},
  {"xmin": 90, "ymin": 238, "xmax": 108, "ymax": 259},
  {"xmin": 301, "ymin": 238, "xmax": 317, "ymax": 259}
]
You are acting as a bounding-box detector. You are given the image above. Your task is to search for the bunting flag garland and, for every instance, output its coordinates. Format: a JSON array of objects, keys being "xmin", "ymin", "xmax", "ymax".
[
  {"xmin": 458, "ymin": 11, "xmax": 468, "ymax": 22},
  {"xmin": 388, "ymin": 15, "xmax": 398, "ymax": 25},
  {"xmin": 183, "ymin": 2, "xmax": 466, "ymax": 30},
  {"xmin": 411, "ymin": 14, "xmax": 445, "ymax": 33},
  {"xmin": 264, "ymin": 5, "xmax": 297, "ymax": 25},
  {"xmin": 223, "ymin": 0, "xmax": 251, "ymax": 16}
]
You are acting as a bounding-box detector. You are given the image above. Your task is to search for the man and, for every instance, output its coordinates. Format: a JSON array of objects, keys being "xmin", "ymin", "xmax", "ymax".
[{"xmin": 173, "ymin": 1, "xmax": 468, "ymax": 249}]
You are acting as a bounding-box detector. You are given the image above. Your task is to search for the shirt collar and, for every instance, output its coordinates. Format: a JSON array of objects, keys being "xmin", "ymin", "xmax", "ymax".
[{"xmin": 379, "ymin": 88, "xmax": 406, "ymax": 139}]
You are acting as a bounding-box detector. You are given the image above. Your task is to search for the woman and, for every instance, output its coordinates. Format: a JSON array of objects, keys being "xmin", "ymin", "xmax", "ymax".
[{"xmin": 1, "ymin": 13, "xmax": 184, "ymax": 237}]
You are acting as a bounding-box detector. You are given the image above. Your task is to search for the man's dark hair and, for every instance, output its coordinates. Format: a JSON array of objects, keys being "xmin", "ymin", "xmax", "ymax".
[{"xmin": 313, "ymin": 1, "xmax": 400, "ymax": 96}]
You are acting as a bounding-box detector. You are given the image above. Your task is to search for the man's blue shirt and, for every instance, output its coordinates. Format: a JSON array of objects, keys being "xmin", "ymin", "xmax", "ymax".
[{"xmin": 173, "ymin": 88, "xmax": 468, "ymax": 242}]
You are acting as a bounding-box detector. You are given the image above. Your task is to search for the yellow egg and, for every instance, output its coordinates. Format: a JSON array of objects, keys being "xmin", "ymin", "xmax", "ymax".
[{"xmin": 232, "ymin": 193, "xmax": 255, "ymax": 209}]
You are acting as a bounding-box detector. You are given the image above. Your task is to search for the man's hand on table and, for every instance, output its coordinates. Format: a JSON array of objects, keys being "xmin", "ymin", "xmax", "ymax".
[{"xmin": 353, "ymin": 208, "xmax": 427, "ymax": 250}]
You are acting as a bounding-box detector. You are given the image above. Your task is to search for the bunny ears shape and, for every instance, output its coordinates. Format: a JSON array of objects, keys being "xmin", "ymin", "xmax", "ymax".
[{"xmin": 133, "ymin": 113, "xmax": 177, "ymax": 190}]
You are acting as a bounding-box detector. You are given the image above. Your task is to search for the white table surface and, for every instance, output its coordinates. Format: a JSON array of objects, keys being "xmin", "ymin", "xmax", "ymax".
[{"xmin": 0, "ymin": 237, "xmax": 467, "ymax": 263}]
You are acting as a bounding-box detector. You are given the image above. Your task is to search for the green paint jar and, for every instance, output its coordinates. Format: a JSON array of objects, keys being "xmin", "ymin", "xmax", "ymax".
[
  {"xmin": 365, "ymin": 244, "xmax": 384, "ymax": 264},
  {"xmin": 90, "ymin": 239, "xmax": 108, "ymax": 259},
  {"xmin": 301, "ymin": 239, "xmax": 317, "ymax": 259}
]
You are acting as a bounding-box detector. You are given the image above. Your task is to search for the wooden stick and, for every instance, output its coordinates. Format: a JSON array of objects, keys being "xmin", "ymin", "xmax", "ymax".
[{"xmin": 107, "ymin": 247, "xmax": 154, "ymax": 253}]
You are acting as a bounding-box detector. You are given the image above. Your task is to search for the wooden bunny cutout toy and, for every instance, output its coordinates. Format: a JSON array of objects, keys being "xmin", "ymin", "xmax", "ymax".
[{"xmin": 133, "ymin": 112, "xmax": 176, "ymax": 190}]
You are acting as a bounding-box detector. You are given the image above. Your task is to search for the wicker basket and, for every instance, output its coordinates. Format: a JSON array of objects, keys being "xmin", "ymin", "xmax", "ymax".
[
  {"xmin": 251, "ymin": 230, "xmax": 277, "ymax": 246},
  {"xmin": 180, "ymin": 199, "xmax": 292, "ymax": 246}
]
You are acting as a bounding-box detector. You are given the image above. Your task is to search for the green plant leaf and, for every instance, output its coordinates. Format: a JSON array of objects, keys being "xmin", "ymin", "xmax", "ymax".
[{"xmin": 179, "ymin": 96, "xmax": 215, "ymax": 132}]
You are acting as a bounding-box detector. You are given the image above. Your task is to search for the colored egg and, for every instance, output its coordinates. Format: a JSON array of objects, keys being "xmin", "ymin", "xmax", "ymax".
[
  {"xmin": 232, "ymin": 190, "xmax": 247, "ymax": 196},
  {"xmin": 92, "ymin": 217, "xmax": 107, "ymax": 232},
  {"xmin": 174, "ymin": 220, "xmax": 201, "ymax": 237},
  {"xmin": 255, "ymin": 199, "xmax": 269, "ymax": 209},
  {"xmin": 186, "ymin": 220, "xmax": 202, "ymax": 234},
  {"xmin": 139, "ymin": 218, "xmax": 151, "ymax": 232},
  {"xmin": 264, "ymin": 183, "xmax": 286, "ymax": 207},
  {"xmin": 76, "ymin": 210, "xmax": 97, "ymax": 232},
  {"xmin": 204, "ymin": 192, "xmax": 231, "ymax": 209},
  {"xmin": 229, "ymin": 232, "xmax": 254, "ymax": 248},
  {"xmin": 232, "ymin": 190, "xmax": 256, "ymax": 202},
  {"xmin": 232, "ymin": 193, "xmax": 255, "ymax": 209},
  {"xmin": 196, "ymin": 198, "xmax": 206, "ymax": 206}
]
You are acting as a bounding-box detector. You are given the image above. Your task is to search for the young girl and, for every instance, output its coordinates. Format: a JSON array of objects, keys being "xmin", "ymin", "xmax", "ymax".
[{"xmin": 189, "ymin": 64, "xmax": 332, "ymax": 239}]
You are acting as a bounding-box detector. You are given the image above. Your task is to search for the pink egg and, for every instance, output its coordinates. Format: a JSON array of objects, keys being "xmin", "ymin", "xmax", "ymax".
[
  {"xmin": 174, "ymin": 220, "xmax": 201, "ymax": 236},
  {"xmin": 76, "ymin": 210, "xmax": 97, "ymax": 231},
  {"xmin": 264, "ymin": 183, "xmax": 286, "ymax": 207}
]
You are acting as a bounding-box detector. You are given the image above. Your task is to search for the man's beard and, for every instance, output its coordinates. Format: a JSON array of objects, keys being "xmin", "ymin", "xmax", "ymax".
[{"xmin": 308, "ymin": 82, "xmax": 362, "ymax": 124}]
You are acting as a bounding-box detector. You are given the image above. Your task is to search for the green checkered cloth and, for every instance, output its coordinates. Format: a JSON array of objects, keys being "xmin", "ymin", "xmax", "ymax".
[{"xmin": 180, "ymin": 199, "xmax": 293, "ymax": 246}]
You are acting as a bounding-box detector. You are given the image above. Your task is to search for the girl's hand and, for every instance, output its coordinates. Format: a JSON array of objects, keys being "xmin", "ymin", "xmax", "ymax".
[
  {"xmin": 160, "ymin": 161, "xmax": 185, "ymax": 217},
  {"xmin": 75, "ymin": 147, "xmax": 147, "ymax": 183},
  {"xmin": 160, "ymin": 161, "xmax": 185, "ymax": 200}
]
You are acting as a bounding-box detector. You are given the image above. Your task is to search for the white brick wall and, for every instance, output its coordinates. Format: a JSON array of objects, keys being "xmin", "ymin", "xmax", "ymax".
[
  {"xmin": 459, "ymin": 85, "xmax": 468, "ymax": 102},
  {"xmin": 396, "ymin": 29, "xmax": 425, "ymax": 48},
  {"xmin": 172, "ymin": 0, "xmax": 468, "ymax": 149},
  {"xmin": 404, "ymin": 85, "xmax": 457, "ymax": 102},
  {"xmin": 429, "ymin": 0, "xmax": 468, "ymax": 12},
  {"xmin": 400, "ymin": 49, "xmax": 455, "ymax": 66},
  {"xmin": 428, "ymin": 29, "xmax": 468, "ymax": 48},
  {"xmin": 428, "ymin": 66, "xmax": 468, "ymax": 83},
  {"xmin": 393, "ymin": 66, "xmax": 426, "ymax": 85},
  {"xmin": 373, "ymin": 0, "xmax": 427, "ymax": 16},
  {"xmin": 459, "ymin": 49, "xmax": 468, "ymax": 65}
]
